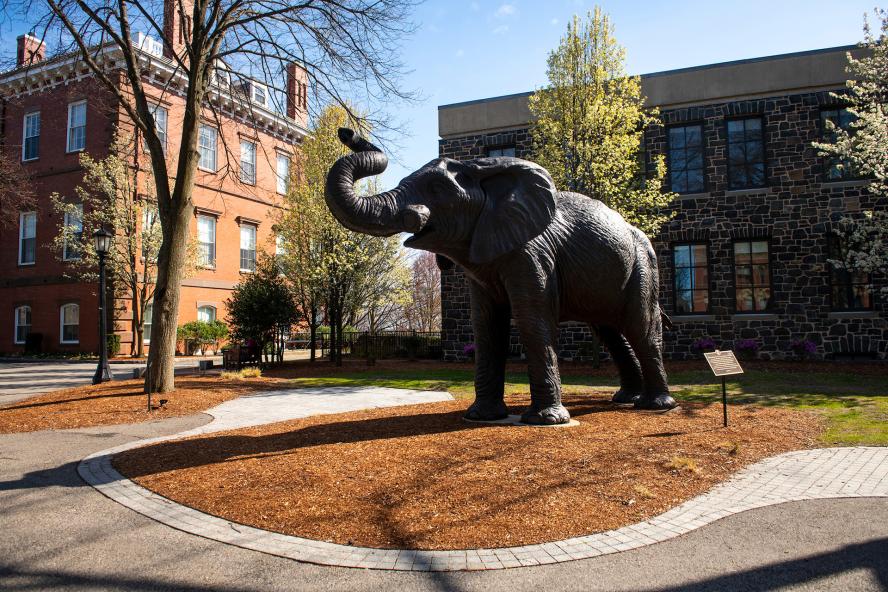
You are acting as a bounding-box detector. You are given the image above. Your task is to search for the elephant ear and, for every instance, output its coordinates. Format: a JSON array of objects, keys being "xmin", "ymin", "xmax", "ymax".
[{"xmin": 467, "ymin": 158, "xmax": 557, "ymax": 265}]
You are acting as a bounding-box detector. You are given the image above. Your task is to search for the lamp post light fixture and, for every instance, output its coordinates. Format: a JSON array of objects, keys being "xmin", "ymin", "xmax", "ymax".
[{"xmin": 92, "ymin": 227, "xmax": 114, "ymax": 385}]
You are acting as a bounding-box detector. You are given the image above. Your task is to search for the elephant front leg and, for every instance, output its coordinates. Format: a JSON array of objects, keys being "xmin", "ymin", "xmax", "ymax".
[
  {"xmin": 512, "ymin": 303, "xmax": 570, "ymax": 425},
  {"xmin": 464, "ymin": 280, "xmax": 511, "ymax": 421}
]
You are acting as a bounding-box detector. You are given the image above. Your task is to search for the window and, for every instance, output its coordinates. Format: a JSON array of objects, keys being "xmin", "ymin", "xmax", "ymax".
[
  {"xmin": 726, "ymin": 118, "xmax": 766, "ymax": 190},
  {"xmin": 150, "ymin": 104, "xmax": 168, "ymax": 152},
  {"xmin": 198, "ymin": 124, "xmax": 217, "ymax": 171},
  {"xmin": 240, "ymin": 140, "xmax": 256, "ymax": 184},
  {"xmin": 197, "ymin": 305, "xmax": 216, "ymax": 323},
  {"xmin": 60, "ymin": 303, "xmax": 79, "ymax": 344},
  {"xmin": 18, "ymin": 212, "xmax": 36, "ymax": 265},
  {"xmin": 63, "ymin": 204, "xmax": 84, "ymax": 261},
  {"xmin": 14, "ymin": 306, "xmax": 31, "ymax": 344},
  {"xmin": 487, "ymin": 146, "xmax": 515, "ymax": 157},
  {"xmin": 141, "ymin": 206, "xmax": 159, "ymax": 260},
  {"xmin": 251, "ymin": 83, "xmax": 268, "ymax": 106},
  {"xmin": 23, "ymin": 111, "xmax": 40, "ymax": 161},
  {"xmin": 276, "ymin": 153, "xmax": 290, "ymax": 194},
  {"xmin": 673, "ymin": 243, "xmax": 709, "ymax": 313},
  {"xmin": 239, "ymin": 224, "xmax": 257, "ymax": 271},
  {"xmin": 142, "ymin": 303, "xmax": 152, "ymax": 344},
  {"xmin": 733, "ymin": 240, "xmax": 771, "ymax": 312},
  {"xmin": 668, "ymin": 124, "xmax": 705, "ymax": 193},
  {"xmin": 197, "ymin": 215, "xmax": 216, "ymax": 267},
  {"xmin": 821, "ymin": 108, "xmax": 857, "ymax": 180},
  {"xmin": 66, "ymin": 101, "xmax": 87, "ymax": 152},
  {"xmin": 827, "ymin": 235, "xmax": 872, "ymax": 311}
]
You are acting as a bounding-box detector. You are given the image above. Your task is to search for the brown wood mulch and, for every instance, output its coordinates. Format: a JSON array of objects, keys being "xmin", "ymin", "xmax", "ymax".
[
  {"xmin": 0, "ymin": 376, "xmax": 287, "ymax": 434},
  {"xmin": 114, "ymin": 392, "xmax": 822, "ymax": 550}
]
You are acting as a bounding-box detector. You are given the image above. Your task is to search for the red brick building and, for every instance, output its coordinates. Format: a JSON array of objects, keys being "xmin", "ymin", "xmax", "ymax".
[{"xmin": 0, "ymin": 16, "xmax": 308, "ymax": 355}]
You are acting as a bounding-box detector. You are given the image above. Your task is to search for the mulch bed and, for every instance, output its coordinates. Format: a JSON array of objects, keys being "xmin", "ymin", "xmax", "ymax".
[
  {"xmin": 0, "ymin": 376, "xmax": 287, "ymax": 434},
  {"xmin": 114, "ymin": 392, "xmax": 822, "ymax": 550}
]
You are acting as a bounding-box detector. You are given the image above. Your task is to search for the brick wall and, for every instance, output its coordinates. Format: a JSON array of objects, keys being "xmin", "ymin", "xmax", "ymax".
[{"xmin": 439, "ymin": 89, "xmax": 886, "ymax": 361}]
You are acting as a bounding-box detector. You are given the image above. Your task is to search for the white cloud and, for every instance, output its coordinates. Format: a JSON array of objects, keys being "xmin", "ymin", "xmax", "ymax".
[
  {"xmin": 495, "ymin": 3, "xmax": 516, "ymax": 18},
  {"xmin": 492, "ymin": 24, "xmax": 509, "ymax": 35}
]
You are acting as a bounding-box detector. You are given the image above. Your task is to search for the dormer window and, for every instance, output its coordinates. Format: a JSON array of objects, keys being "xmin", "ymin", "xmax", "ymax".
[{"xmin": 251, "ymin": 82, "xmax": 267, "ymax": 107}]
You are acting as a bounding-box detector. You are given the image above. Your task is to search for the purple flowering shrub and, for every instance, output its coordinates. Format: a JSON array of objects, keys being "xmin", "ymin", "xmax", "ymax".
[
  {"xmin": 734, "ymin": 338, "xmax": 761, "ymax": 359},
  {"xmin": 691, "ymin": 337, "xmax": 718, "ymax": 353},
  {"xmin": 790, "ymin": 339, "xmax": 817, "ymax": 359},
  {"xmin": 463, "ymin": 343, "xmax": 476, "ymax": 357}
]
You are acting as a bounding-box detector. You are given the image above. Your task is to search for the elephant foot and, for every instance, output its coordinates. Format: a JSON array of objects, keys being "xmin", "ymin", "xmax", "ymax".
[
  {"xmin": 464, "ymin": 399, "xmax": 509, "ymax": 421},
  {"xmin": 612, "ymin": 388, "xmax": 643, "ymax": 405},
  {"xmin": 520, "ymin": 404, "xmax": 571, "ymax": 425},
  {"xmin": 634, "ymin": 393, "xmax": 678, "ymax": 411}
]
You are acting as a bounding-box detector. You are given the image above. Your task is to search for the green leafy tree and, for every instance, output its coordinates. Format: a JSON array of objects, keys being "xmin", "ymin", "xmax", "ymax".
[
  {"xmin": 813, "ymin": 9, "xmax": 888, "ymax": 296},
  {"xmin": 226, "ymin": 258, "xmax": 299, "ymax": 364},
  {"xmin": 51, "ymin": 132, "xmax": 196, "ymax": 357},
  {"xmin": 177, "ymin": 319, "xmax": 228, "ymax": 355},
  {"xmin": 529, "ymin": 7, "xmax": 674, "ymax": 235},
  {"xmin": 277, "ymin": 105, "xmax": 403, "ymax": 364}
]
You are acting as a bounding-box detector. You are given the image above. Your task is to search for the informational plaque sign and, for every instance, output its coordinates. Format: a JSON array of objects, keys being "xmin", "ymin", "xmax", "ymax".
[{"xmin": 703, "ymin": 350, "xmax": 744, "ymax": 377}]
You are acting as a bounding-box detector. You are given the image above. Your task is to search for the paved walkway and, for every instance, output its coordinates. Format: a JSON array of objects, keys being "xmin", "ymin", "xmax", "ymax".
[
  {"xmin": 79, "ymin": 387, "xmax": 888, "ymax": 573},
  {"xmin": 3, "ymin": 399, "xmax": 887, "ymax": 590}
]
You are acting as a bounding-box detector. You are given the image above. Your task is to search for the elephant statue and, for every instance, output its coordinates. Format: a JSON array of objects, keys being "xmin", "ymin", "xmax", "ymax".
[{"xmin": 325, "ymin": 128, "xmax": 677, "ymax": 425}]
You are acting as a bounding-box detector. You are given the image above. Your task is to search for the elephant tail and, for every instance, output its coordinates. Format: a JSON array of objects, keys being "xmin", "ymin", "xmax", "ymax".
[{"xmin": 660, "ymin": 311, "xmax": 674, "ymax": 331}]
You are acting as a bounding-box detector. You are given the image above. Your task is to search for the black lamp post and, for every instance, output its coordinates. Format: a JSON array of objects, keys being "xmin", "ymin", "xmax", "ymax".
[{"xmin": 92, "ymin": 227, "xmax": 113, "ymax": 384}]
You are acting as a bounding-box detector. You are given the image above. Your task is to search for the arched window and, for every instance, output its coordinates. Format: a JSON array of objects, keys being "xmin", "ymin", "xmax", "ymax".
[
  {"xmin": 197, "ymin": 305, "xmax": 216, "ymax": 323},
  {"xmin": 60, "ymin": 303, "xmax": 79, "ymax": 344},
  {"xmin": 14, "ymin": 306, "xmax": 31, "ymax": 344},
  {"xmin": 143, "ymin": 303, "xmax": 152, "ymax": 344}
]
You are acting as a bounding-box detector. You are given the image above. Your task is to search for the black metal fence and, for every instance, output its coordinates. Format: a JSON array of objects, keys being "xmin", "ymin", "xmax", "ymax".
[{"xmin": 288, "ymin": 330, "xmax": 442, "ymax": 360}]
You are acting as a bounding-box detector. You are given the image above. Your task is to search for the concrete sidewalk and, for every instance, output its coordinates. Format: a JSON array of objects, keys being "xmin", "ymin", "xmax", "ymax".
[{"xmin": 1, "ymin": 415, "xmax": 886, "ymax": 590}]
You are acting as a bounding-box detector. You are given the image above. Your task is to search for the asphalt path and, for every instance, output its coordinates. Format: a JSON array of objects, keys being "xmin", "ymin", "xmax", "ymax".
[{"xmin": 1, "ymin": 414, "xmax": 886, "ymax": 591}]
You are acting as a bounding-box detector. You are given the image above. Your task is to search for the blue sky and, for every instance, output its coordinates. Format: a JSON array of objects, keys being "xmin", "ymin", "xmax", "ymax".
[{"xmin": 1, "ymin": 1, "xmax": 877, "ymax": 188}]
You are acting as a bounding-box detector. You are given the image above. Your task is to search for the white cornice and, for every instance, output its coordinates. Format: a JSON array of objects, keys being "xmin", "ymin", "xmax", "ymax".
[{"xmin": 0, "ymin": 44, "xmax": 307, "ymax": 144}]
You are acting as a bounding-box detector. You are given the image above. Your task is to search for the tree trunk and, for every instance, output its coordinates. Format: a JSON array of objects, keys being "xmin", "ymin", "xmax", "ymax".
[{"xmin": 144, "ymin": 201, "xmax": 191, "ymax": 393}]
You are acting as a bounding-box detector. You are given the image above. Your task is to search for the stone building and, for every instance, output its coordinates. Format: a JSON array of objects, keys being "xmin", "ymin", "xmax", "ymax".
[
  {"xmin": 1, "ymin": 9, "xmax": 308, "ymax": 355},
  {"xmin": 438, "ymin": 46, "xmax": 886, "ymax": 361}
]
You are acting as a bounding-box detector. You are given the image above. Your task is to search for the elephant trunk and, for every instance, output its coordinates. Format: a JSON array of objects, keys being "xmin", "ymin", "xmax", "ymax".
[{"xmin": 324, "ymin": 128, "xmax": 427, "ymax": 236}]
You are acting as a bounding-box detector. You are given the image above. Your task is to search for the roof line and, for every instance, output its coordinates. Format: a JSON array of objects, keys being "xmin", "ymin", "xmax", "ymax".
[{"xmin": 438, "ymin": 44, "xmax": 858, "ymax": 111}]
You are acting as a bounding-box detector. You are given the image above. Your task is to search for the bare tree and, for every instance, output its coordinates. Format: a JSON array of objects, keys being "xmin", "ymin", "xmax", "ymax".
[
  {"xmin": 404, "ymin": 251, "xmax": 441, "ymax": 332},
  {"xmin": 2, "ymin": 0, "xmax": 418, "ymax": 392},
  {"xmin": 0, "ymin": 149, "xmax": 35, "ymax": 228}
]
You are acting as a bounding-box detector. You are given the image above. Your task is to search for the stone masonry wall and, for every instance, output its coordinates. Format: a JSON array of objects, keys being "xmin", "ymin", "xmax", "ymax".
[{"xmin": 439, "ymin": 89, "xmax": 886, "ymax": 362}]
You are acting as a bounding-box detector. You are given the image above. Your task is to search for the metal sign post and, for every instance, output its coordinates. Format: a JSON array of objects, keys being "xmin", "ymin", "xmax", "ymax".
[{"xmin": 703, "ymin": 350, "xmax": 744, "ymax": 427}]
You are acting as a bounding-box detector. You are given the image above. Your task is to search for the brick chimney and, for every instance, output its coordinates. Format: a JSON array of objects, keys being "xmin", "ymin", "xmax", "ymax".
[
  {"xmin": 16, "ymin": 33, "xmax": 45, "ymax": 67},
  {"xmin": 163, "ymin": 0, "xmax": 194, "ymax": 58},
  {"xmin": 286, "ymin": 62, "xmax": 308, "ymax": 128}
]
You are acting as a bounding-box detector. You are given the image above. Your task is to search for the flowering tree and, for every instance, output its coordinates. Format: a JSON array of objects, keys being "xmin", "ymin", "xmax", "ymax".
[
  {"xmin": 0, "ymin": 150, "xmax": 35, "ymax": 228},
  {"xmin": 814, "ymin": 10, "xmax": 888, "ymax": 296},
  {"xmin": 529, "ymin": 7, "xmax": 675, "ymax": 236},
  {"xmin": 403, "ymin": 251, "xmax": 441, "ymax": 332}
]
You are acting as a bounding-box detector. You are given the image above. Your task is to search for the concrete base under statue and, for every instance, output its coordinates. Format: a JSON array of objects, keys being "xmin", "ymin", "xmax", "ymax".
[{"xmin": 463, "ymin": 414, "xmax": 581, "ymax": 428}]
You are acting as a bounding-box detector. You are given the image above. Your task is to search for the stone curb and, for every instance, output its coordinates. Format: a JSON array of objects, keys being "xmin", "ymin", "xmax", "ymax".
[{"xmin": 77, "ymin": 388, "xmax": 888, "ymax": 572}]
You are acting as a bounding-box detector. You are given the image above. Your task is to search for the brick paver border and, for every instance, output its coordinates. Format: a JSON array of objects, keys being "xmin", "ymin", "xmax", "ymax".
[{"xmin": 78, "ymin": 388, "xmax": 888, "ymax": 572}]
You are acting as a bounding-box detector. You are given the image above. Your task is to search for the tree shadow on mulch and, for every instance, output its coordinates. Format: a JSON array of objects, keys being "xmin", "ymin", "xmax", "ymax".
[{"xmin": 115, "ymin": 396, "xmax": 680, "ymax": 478}]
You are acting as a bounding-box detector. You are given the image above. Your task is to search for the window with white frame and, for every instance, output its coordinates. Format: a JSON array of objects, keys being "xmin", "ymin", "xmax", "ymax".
[
  {"xmin": 198, "ymin": 124, "xmax": 217, "ymax": 171},
  {"xmin": 197, "ymin": 215, "xmax": 216, "ymax": 267},
  {"xmin": 150, "ymin": 104, "xmax": 168, "ymax": 152},
  {"xmin": 66, "ymin": 101, "xmax": 87, "ymax": 152},
  {"xmin": 14, "ymin": 305, "xmax": 31, "ymax": 344},
  {"xmin": 23, "ymin": 112, "xmax": 40, "ymax": 161},
  {"xmin": 276, "ymin": 153, "xmax": 290, "ymax": 194},
  {"xmin": 142, "ymin": 303, "xmax": 152, "ymax": 344},
  {"xmin": 19, "ymin": 212, "xmax": 36, "ymax": 265},
  {"xmin": 197, "ymin": 305, "xmax": 216, "ymax": 323},
  {"xmin": 63, "ymin": 204, "xmax": 84, "ymax": 261},
  {"xmin": 240, "ymin": 224, "xmax": 257, "ymax": 271},
  {"xmin": 60, "ymin": 303, "xmax": 79, "ymax": 343},
  {"xmin": 141, "ymin": 206, "xmax": 159, "ymax": 260},
  {"xmin": 240, "ymin": 140, "xmax": 256, "ymax": 184},
  {"xmin": 251, "ymin": 82, "xmax": 267, "ymax": 106}
]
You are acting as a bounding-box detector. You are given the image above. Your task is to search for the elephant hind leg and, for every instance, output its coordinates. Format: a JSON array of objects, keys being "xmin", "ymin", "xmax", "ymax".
[
  {"xmin": 621, "ymin": 315, "xmax": 677, "ymax": 411},
  {"xmin": 596, "ymin": 325, "xmax": 644, "ymax": 404}
]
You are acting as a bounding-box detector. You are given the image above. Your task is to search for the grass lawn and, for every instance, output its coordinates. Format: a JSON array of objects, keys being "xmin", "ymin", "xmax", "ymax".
[{"xmin": 268, "ymin": 360, "xmax": 888, "ymax": 446}]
